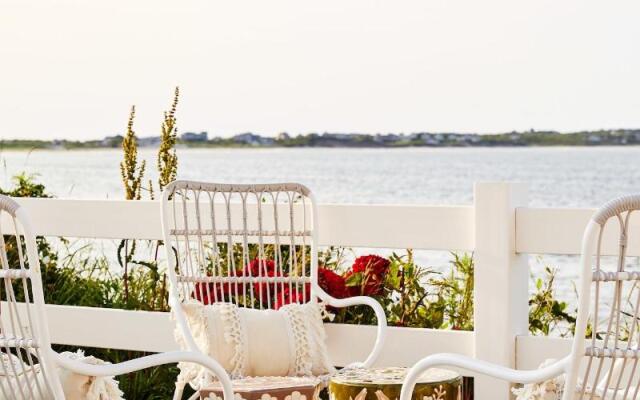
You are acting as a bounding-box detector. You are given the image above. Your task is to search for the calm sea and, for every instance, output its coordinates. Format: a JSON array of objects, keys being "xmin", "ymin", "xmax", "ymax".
[
  {"xmin": 2, "ymin": 146, "xmax": 640, "ymax": 307},
  {"xmin": 2, "ymin": 146, "xmax": 640, "ymax": 206}
]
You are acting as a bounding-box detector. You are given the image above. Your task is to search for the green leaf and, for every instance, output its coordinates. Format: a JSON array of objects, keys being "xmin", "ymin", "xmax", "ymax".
[{"xmin": 345, "ymin": 272, "xmax": 363, "ymax": 287}]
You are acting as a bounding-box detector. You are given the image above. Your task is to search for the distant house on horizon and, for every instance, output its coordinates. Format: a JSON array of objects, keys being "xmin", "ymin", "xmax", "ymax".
[
  {"xmin": 101, "ymin": 135, "xmax": 123, "ymax": 147},
  {"xmin": 587, "ymin": 134, "xmax": 602, "ymax": 144},
  {"xmin": 233, "ymin": 132, "xmax": 275, "ymax": 146},
  {"xmin": 181, "ymin": 131, "xmax": 208, "ymax": 142},
  {"xmin": 374, "ymin": 133, "xmax": 401, "ymax": 144},
  {"xmin": 137, "ymin": 136, "xmax": 161, "ymax": 147}
]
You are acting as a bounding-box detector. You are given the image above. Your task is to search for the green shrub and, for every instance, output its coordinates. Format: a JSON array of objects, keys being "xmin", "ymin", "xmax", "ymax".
[
  {"xmin": 529, "ymin": 265, "xmax": 576, "ymax": 337},
  {"xmin": 325, "ymin": 249, "xmax": 475, "ymax": 330}
]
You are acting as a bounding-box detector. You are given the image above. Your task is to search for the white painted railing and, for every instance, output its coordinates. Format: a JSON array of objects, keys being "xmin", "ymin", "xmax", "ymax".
[{"xmin": 6, "ymin": 182, "xmax": 618, "ymax": 400}]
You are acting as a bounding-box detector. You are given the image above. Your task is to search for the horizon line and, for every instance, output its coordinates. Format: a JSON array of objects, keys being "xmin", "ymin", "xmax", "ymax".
[{"xmin": 2, "ymin": 127, "xmax": 640, "ymax": 142}]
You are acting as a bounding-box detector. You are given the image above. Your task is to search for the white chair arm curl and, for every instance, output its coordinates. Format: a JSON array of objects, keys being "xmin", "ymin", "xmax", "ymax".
[
  {"xmin": 316, "ymin": 290, "xmax": 387, "ymax": 368},
  {"xmin": 400, "ymin": 354, "xmax": 569, "ymax": 400}
]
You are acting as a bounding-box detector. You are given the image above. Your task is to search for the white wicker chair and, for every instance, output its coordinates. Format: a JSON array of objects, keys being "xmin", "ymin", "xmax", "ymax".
[
  {"xmin": 0, "ymin": 195, "xmax": 233, "ymax": 400},
  {"xmin": 401, "ymin": 195, "xmax": 640, "ymax": 400},
  {"xmin": 161, "ymin": 181, "xmax": 387, "ymax": 398}
]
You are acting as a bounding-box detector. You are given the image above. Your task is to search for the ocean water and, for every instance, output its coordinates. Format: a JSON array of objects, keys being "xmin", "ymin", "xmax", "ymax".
[
  {"xmin": 2, "ymin": 146, "xmax": 640, "ymax": 307},
  {"xmin": 2, "ymin": 146, "xmax": 640, "ymax": 206}
]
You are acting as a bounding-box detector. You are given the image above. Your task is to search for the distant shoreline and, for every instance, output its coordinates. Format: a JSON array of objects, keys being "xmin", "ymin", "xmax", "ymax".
[
  {"xmin": 2, "ymin": 128, "xmax": 640, "ymax": 150},
  {"xmin": 2, "ymin": 144, "xmax": 640, "ymax": 153}
]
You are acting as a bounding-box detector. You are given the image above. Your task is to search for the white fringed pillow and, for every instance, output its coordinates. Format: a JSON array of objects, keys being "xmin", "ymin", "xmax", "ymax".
[
  {"xmin": 0, "ymin": 350, "xmax": 124, "ymax": 400},
  {"xmin": 57, "ymin": 351, "xmax": 124, "ymax": 400},
  {"xmin": 175, "ymin": 301, "xmax": 335, "ymax": 383}
]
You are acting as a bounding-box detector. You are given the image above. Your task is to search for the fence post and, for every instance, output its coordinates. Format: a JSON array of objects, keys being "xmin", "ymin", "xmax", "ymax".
[{"xmin": 473, "ymin": 182, "xmax": 529, "ymax": 400}]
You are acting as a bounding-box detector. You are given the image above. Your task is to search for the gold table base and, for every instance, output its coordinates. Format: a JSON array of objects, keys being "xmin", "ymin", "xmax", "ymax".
[{"xmin": 328, "ymin": 367, "xmax": 462, "ymax": 400}]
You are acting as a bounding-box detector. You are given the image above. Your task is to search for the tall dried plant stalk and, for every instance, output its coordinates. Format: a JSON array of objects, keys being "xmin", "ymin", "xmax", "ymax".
[
  {"xmin": 157, "ymin": 86, "xmax": 179, "ymax": 192},
  {"xmin": 120, "ymin": 106, "xmax": 146, "ymax": 200},
  {"xmin": 148, "ymin": 179, "xmax": 155, "ymax": 200},
  {"xmin": 119, "ymin": 105, "xmax": 147, "ymax": 300}
]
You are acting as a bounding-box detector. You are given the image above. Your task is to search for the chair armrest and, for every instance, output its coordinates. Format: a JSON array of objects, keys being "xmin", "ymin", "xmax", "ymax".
[
  {"xmin": 51, "ymin": 349, "xmax": 234, "ymax": 400},
  {"xmin": 320, "ymin": 293, "xmax": 387, "ymax": 368},
  {"xmin": 399, "ymin": 353, "xmax": 570, "ymax": 400}
]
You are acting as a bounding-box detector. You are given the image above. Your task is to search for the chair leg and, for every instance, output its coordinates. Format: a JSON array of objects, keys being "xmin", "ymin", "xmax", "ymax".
[{"xmin": 174, "ymin": 380, "xmax": 186, "ymax": 400}]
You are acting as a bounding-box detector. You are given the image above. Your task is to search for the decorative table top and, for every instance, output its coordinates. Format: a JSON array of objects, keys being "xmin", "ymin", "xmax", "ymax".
[
  {"xmin": 200, "ymin": 376, "xmax": 322, "ymax": 400},
  {"xmin": 329, "ymin": 367, "xmax": 461, "ymax": 400},
  {"xmin": 331, "ymin": 367, "xmax": 459, "ymax": 386}
]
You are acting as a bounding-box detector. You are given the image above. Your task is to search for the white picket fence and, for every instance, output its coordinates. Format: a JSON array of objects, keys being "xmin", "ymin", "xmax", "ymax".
[{"xmin": 9, "ymin": 182, "xmax": 632, "ymax": 400}]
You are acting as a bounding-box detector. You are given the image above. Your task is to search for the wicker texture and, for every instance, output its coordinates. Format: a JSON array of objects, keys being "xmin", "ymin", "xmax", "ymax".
[
  {"xmin": 0, "ymin": 195, "xmax": 60, "ymax": 398},
  {"xmin": 164, "ymin": 181, "xmax": 315, "ymax": 310},
  {"xmin": 576, "ymin": 197, "xmax": 640, "ymax": 400}
]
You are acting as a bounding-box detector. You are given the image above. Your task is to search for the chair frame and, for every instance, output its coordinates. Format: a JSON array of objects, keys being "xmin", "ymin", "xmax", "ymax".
[
  {"xmin": 0, "ymin": 195, "xmax": 233, "ymax": 400},
  {"xmin": 161, "ymin": 180, "xmax": 387, "ymax": 398},
  {"xmin": 401, "ymin": 195, "xmax": 640, "ymax": 400}
]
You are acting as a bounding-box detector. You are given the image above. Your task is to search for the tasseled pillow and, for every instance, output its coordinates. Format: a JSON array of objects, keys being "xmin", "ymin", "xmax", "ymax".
[{"xmin": 174, "ymin": 301, "xmax": 335, "ymax": 390}]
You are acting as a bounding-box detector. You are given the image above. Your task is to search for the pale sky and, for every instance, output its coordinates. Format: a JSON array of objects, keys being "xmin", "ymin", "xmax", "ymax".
[{"xmin": 1, "ymin": 0, "xmax": 639, "ymax": 140}]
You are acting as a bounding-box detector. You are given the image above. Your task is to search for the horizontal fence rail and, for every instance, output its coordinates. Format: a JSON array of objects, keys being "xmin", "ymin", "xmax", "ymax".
[
  {"xmin": 9, "ymin": 198, "xmax": 632, "ymax": 255},
  {"xmin": 1, "ymin": 303, "xmax": 477, "ymax": 369},
  {"xmin": 0, "ymin": 302, "xmax": 571, "ymax": 380},
  {"xmin": 6, "ymin": 198, "xmax": 475, "ymax": 251},
  {"xmin": 516, "ymin": 207, "xmax": 640, "ymax": 256}
]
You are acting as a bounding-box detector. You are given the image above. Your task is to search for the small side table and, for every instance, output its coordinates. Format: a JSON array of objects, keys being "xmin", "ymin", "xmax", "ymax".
[
  {"xmin": 328, "ymin": 367, "xmax": 461, "ymax": 400},
  {"xmin": 200, "ymin": 376, "xmax": 322, "ymax": 400}
]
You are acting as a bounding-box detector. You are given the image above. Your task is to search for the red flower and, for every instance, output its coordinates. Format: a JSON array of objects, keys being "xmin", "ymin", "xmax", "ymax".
[
  {"xmin": 274, "ymin": 283, "xmax": 311, "ymax": 310},
  {"xmin": 192, "ymin": 280, "xmax": 232, "ymax": 305},
  {"xmin": 318, "ymin": 267, "xmax": 349, "ymax": 299},
  {"xmin": 351, "ymin": 255, "xmax": 390, "ymax": 276},
  {"xmin": 241, "ymin": 258, "xmax": 284, "ymax": 302},
  {"xmin": 346, "ymin": 255, "xmax": 390, "ymax": 296}
]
